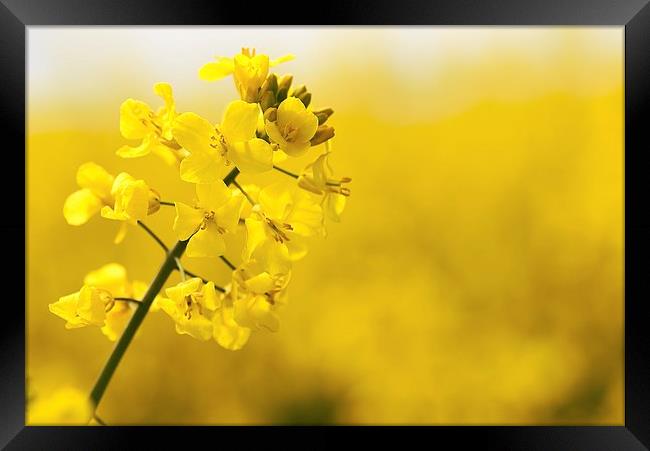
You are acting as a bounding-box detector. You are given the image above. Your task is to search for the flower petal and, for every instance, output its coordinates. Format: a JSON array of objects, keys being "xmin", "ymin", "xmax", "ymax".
[
  {"xmin": 63, "ymin": 189, "xmax": 102, "ymax": 226},
  {"xmin": 199, "ymin": 57, "xmax": 235, "ymax": 81},
  {"xmin": 83, "ymin": 263, "xmax": 128, "ymax": 294},
  {"xmin": 243, "ymin": 217, "xmax": 268, "ymax": 261},
  {"xmin": 220, "ymin": 100, "xmax": 259, "ymax": 144},
  {"xmin": 281, "ymin": 140, "xmax": 311, "ymax": 157},
  {"xmin": 270, "ymin": 54, "xmax": 295, "ymax": 66},
  {"xmin": 265, "ymin": 120, "xmax": 289, "ymax": 149},
  {"xmin": 172, "ymin": 112, "xmax": 216, "ymax": 154},
  {"xmin": 186, "ymin": 223, "xmax": 226, "ymax": 258},
  {"xmin": 229, "ymin": 138, "xmax": 273, "ymax": 173},
  {"xmin": 76, "ymin": 162, "xmax": 114, "ymax": 200},
  {"xmin": 213, "ymin": 306, "xmax": 251, "ymax": 351},
  {"xmin": 215, "ymin": 194, "xmax": 244, "ymax": 233},
  {"xmin": 116, "ymin": 135, "xmax": 155, "ymax": 159},
  {"xmin": 179, "ymin": 148, "xmax": 225, "ymax": 184},
  {"xmin": 196, "ymin": 181, "xmax": 230, "ymax": 212},
  {"xmin": 325, "ymin": 193, "xmax": 346, "ymax": 222},
  {"xmin": 120, "ymin": 99, "xmax": 153, "ymax": 140},
  {"xmin": 173, "ymin": 202, "xmax": 204, "ymax": 241}
]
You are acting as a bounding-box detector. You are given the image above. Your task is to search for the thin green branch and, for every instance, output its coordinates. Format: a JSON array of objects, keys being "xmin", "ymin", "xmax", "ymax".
[
  {"xmin": 273, "ymin": 165, "xmax": 299, "ymax": 179},
  {"xmin": 89, "ymin": 167, "xmax": 240, "ymax": 411},
  {"xmin": 232, "ymin": 179, "xmax": 255, "ymax": 206},
  {"xmin": 159, "ymin": 200, "xmax": 175, "ymax": 207},
  {"xmin": 137, "ymin": 220, "xmax": 168, "ymax": 253},
  {"xmin": 220, "ymin": 255, "xmax": 236, "ymax": 271}
]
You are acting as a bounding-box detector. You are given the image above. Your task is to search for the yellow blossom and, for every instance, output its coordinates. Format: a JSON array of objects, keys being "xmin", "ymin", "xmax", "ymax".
[
  {"xmin": 173, "ymin": 100, "xmax": 273, "ymax": 182},
  {"xmin": 244, "ymin": 181, "xmax": 323, "ymax": 262},
  {"xmin": 231, "ymin": 245, "xmax": 291, "ymax": 333},
  {"xmin": 159, "ymin": 278, "xmax": 221, "ymax": 341},
  {"xmin": 298, "ymin": 148, "xmax": 351, "ymax": 223},
  {"xmin": 27, "ymin": 387, "xmax": 93, "ymax": 425},
  {"xmin": 63, "ymin": 162, "xmax": 114, "ymax": 226},
  {"xmin": 199, "ymin": 48, "xmax": 294, "ymax": 102},
  {"xmin": 49, "ymin": 285, "xmax": 111, "ymax": 329},
  {"xmin": 212, "ymin": 301, "xmax": 251, "ymax": 351},
  {"xmin": 117, "ymin": 82, "xmax": 187, "ymax": 166},
  {"xmin": 63, "ymin": 163, "xmax": 160, "ymax": 243},
  {"xmin": 265, "ymin": 97, "xmax": 319, "ymax": 157},
  {"xmin": 101, "ymin": 172, "xmax": 161, "ymax": 222},
  {"xmin": 173, "ymin": 181, "xmax": 244, "ymax": 258},
  {"xmin": 49, "ymin": 263, "xmax": 153, "ymax": 341},
  {"xmin": 83, "ymin": 263, "xmax": 155, "ymax": 340}
]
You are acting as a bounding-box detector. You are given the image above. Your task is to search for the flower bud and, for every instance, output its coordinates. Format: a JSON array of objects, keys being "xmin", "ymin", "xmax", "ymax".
[
  {"xmin": 313, "ymin": 108, "xmax": 334, "ymax": 125},
  {"xmin": 276, "ymin": 74, "xmax": 293, "ymax": 103},
  {"xmin": 291, "ymin": 84, "xmax": 307, "ymax": 98},
  {"xmin": 259, "ymin": 90, "xmax": 276, "ymax": 111},
  {"xmin": 297, "ymin": 92, "xmax": 311, "ymax": 108},
  {"xmin": 310, "ymin": 125, "xmax": 335, "ymax": 146},
  {"xmin": 260, "ymin": 73, "xmax": 278, "ymax": 96}
]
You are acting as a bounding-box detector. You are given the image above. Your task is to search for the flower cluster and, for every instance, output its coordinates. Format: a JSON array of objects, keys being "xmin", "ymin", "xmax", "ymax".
[{"xmin": 53, "ymin": 48, "xmax": 351, "ymax": 352}]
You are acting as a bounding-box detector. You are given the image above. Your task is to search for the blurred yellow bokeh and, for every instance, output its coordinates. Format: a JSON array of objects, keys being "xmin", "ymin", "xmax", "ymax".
[{"xmin": 27, "ymin": 27, "xmax": 623, "ymax": 424}]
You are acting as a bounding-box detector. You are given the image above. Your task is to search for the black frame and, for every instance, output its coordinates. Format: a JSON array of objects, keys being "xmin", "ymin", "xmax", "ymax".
[{"xmin": 3, "ymin": 0, "xmax": 649, "ymax": 448}]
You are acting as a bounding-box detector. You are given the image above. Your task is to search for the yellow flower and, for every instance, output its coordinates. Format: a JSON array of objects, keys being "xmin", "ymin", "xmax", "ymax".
[
  {"xmin": 49, "ymin": 285, "xmax": 111, "ymax": 329},
  {"xmin": 117, "ymin": 82, "xmax": 187, "ymax": 166},
  {"xmin": 244, "ymin": 182, "xmax": 323, "ymax": 262},
  {"xmin": 27, "ymin": 387, "xmax": 93, "ymax": 425},
  {"xmin": 199, "ymin": 48, "xmax": 294, "ymax": 102},
  {"xmin": 212, "ymin": 301, "xmax": 251, "ymax": 351},
  {"xmin": 101, "ymin": 172, "xmax": 161, "ymax": 222},
  {"xmin": 173, "ymin": 182, "xmax": 244, "ymax": 258},
  {"xmin": 63, "ymin": 162, "xmax": 114, "ymax": 226},
  {"xmin": 230, "ymin": 247, "xmax": 291, "ymax": 333},
  {"xmin": 63, "ymin": 163, "xmax": 160, "ymax": 243},
  {"xmin": 298, "ymin": 149, "xmax": 351, "ymax": 223},
  {"xmin": 49, "ymin": 263, "xmax": 153, "ymax": 341},
  {"xmin": 173, "ymin": 101, "xmax": 273, "ymax": 182},
  {"xmin": 83, "ymin": 263, "xmax": 154, "ymax": 341},
  {"xmin": 159, "ymin": 278, "xmax": 220, "ymax": 341},
  {"xmin": 265, "ymin": 97, "xmax": 318, "ymax": 157}
]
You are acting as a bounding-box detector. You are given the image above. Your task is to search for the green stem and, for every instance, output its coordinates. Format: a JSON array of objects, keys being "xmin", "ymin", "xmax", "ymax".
[
  {"xmin": 137, "ymin": 220, "xmax": 169, "ymax": 253},
  {"xmin": 273, "ymin": 165, "xmax": 299, "ymax": 179},
  {"xmin": 219, "ymin": 255, "xmax": 236, "ymax": 271},
  {"xmin": 89, "ymin": 167, "xmax": 240, "ymax": 411},
  {"xmin": 232, "ymin": 179, "xmax": 255, "ymax": 206}
]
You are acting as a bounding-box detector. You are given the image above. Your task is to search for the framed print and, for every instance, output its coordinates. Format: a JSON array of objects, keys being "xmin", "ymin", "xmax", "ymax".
[{"xmin": 3, "ymin": 0, "xmax": 650, "ymax": 448}]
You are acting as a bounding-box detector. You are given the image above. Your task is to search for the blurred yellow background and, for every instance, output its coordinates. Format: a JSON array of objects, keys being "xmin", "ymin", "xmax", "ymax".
[{"xmin": 27, "ymin": 27, "xmax": 623, "ymax": 424}]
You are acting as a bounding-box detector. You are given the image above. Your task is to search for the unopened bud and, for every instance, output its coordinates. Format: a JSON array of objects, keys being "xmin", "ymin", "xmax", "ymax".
[
  {"xmin": 260, "ymin": 91, "xmax": 276, "ymax": 111},
  {"xmin": 297, "ymin": 92, "xmax": 311, "ymax": 107},
  {"xmin": 313, "ymin": 108, "xmax": 334, "ymax": 125},
  {"xmin": 276, "ymin": 74, "xmax": 293, "ymax": 103},
  {"xmin": 310, "ymin": 125, "xmax": 335, "ymax": 146},
  {"xmin": 264, "ymin": 107, "xmax": 278, "ymax": 122},
  {"xmin": 291, "ymin": 84, "xmax": 307, "ymax": 98},
  {"xmin": 260, "ymin": 73, "xmax": 278, "ymax": 96}
]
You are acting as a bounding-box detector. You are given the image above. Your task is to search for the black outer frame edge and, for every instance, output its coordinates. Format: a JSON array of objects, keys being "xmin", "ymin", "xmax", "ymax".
[
  {"xmin": 2, "ymin": 0, "xmax": 649, "ymax": 448},
  {"xmin": 1, "ymin": 0, "xmax": 650, "ymax": 25},
  {"xmin": 0, "ymin": 0, "xmax": 26, "ymax": 449},
  {"xmin": 625, "ymin": 0, "xmax": 650, "ymax": 447}
]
